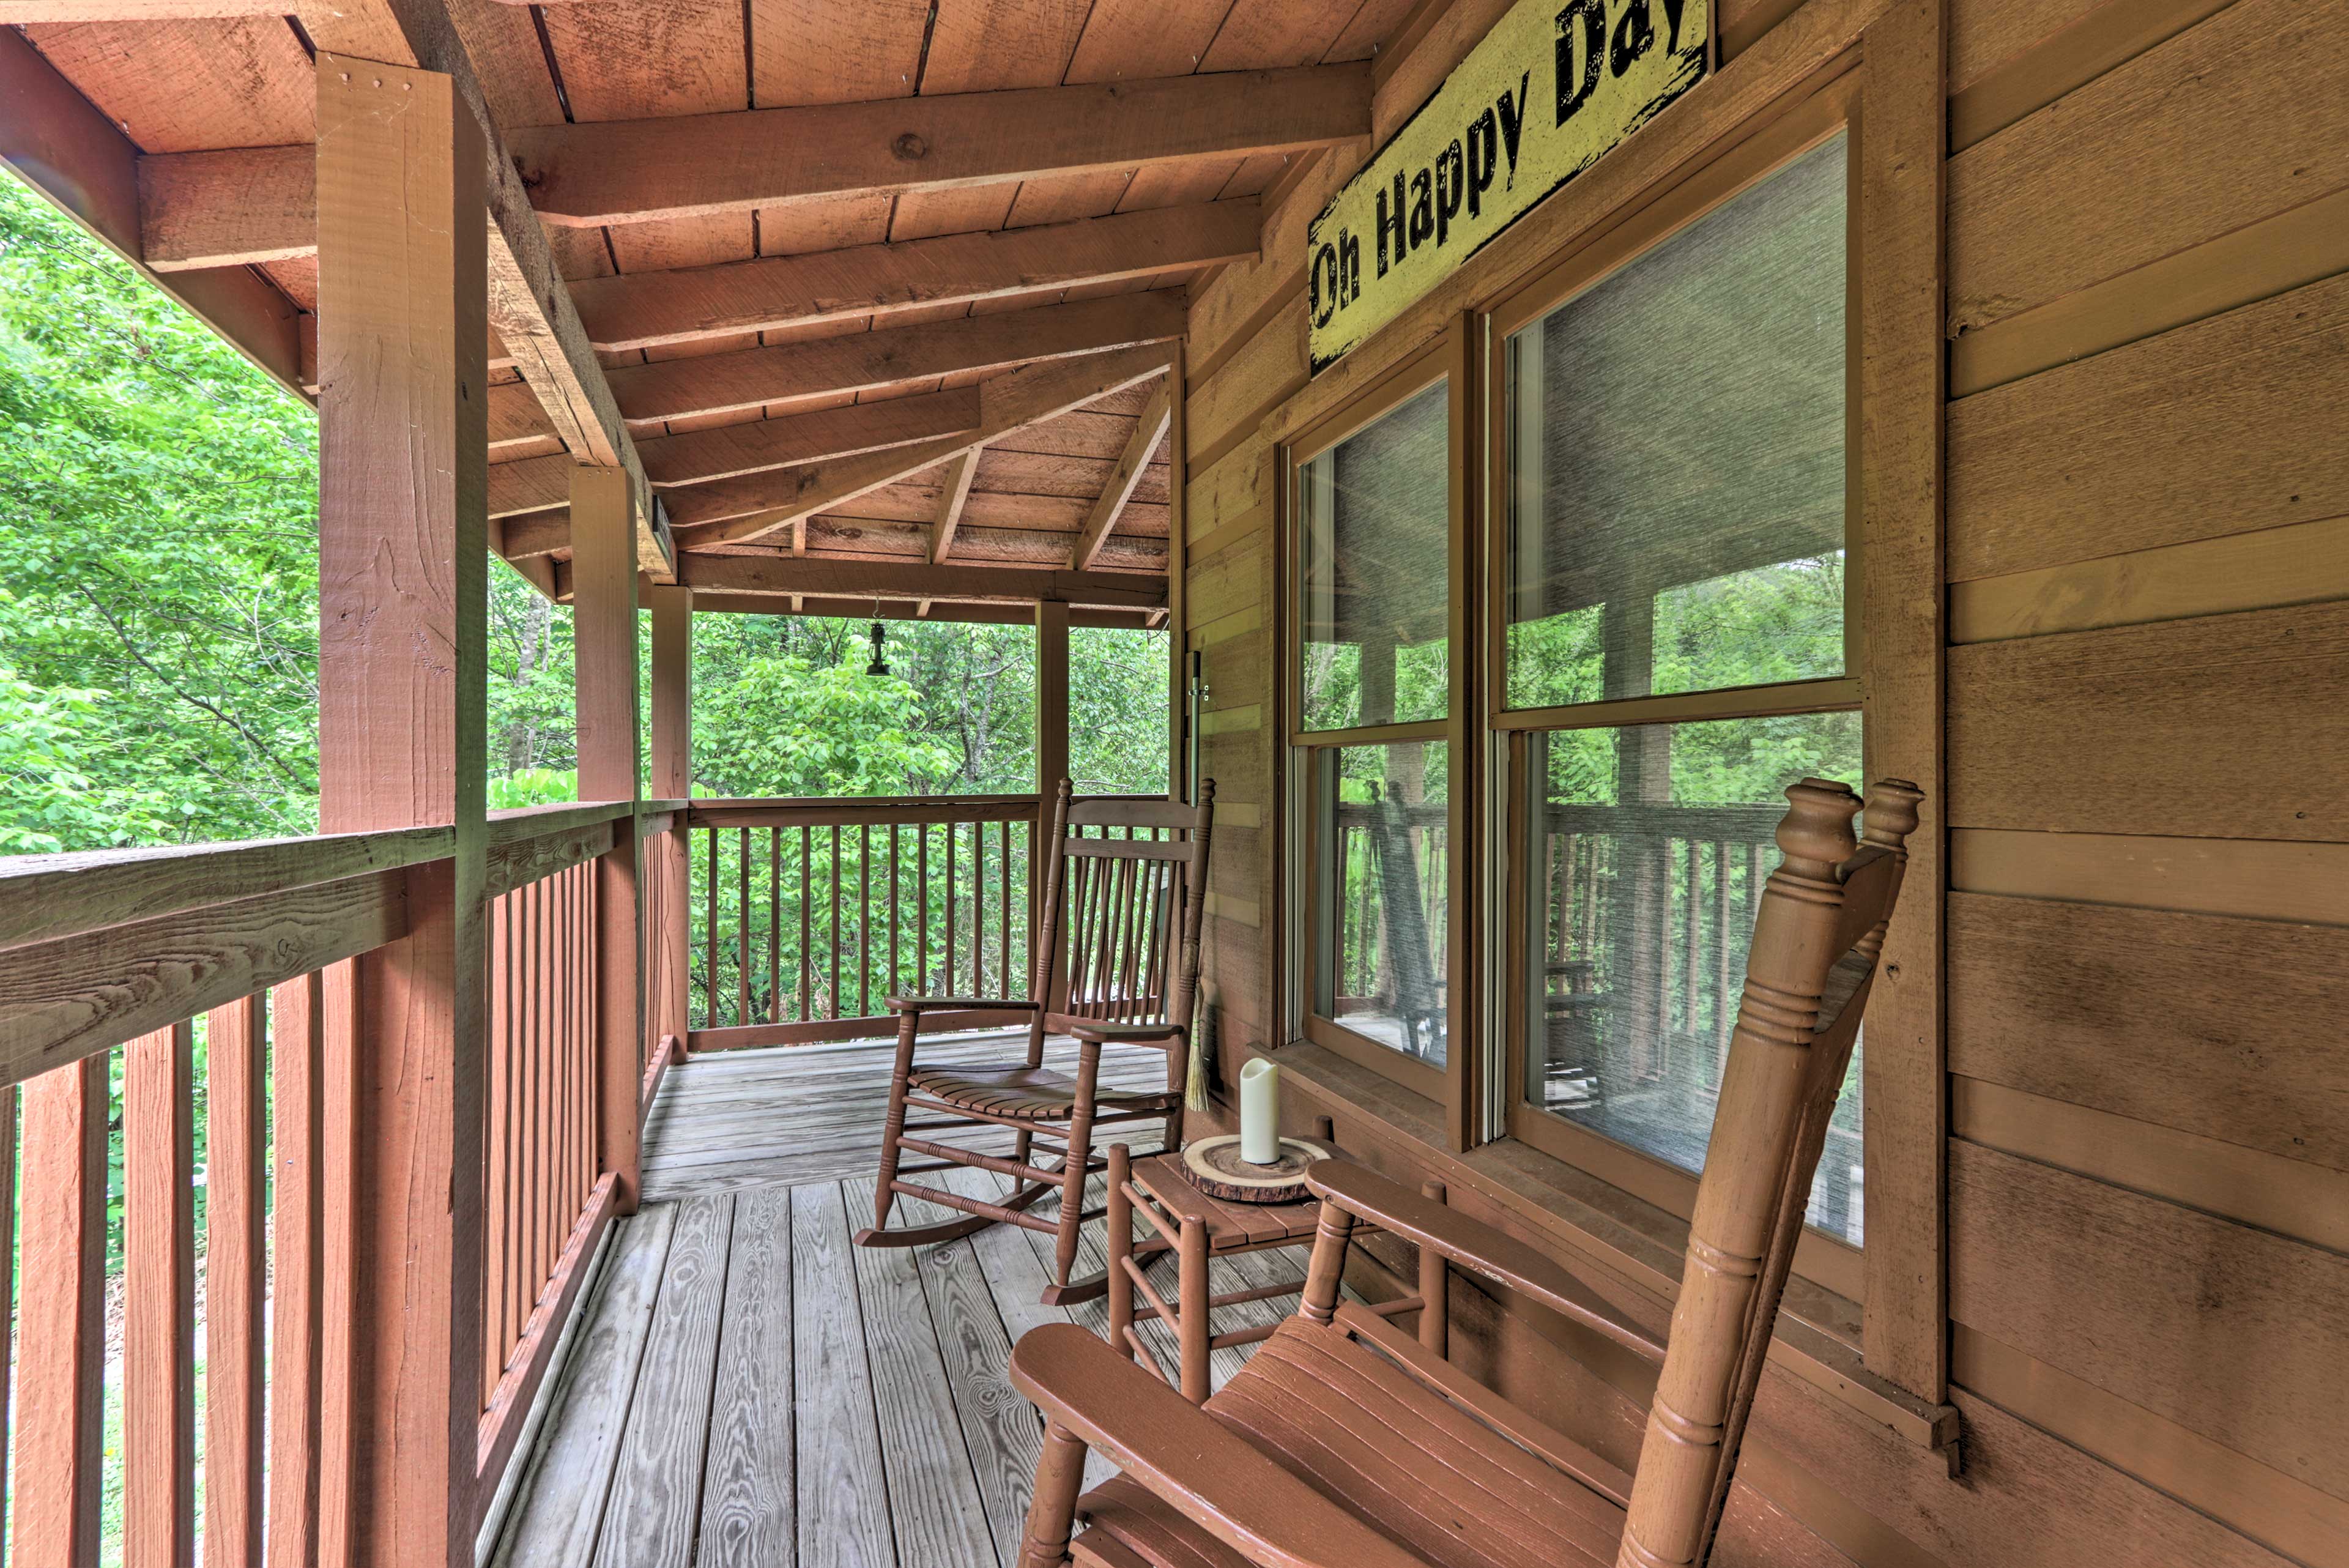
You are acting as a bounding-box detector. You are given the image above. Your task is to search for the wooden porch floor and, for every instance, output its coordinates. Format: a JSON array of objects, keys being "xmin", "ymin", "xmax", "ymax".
[{"xmin": 491, "ymin": 1032, "xmax": 1299, "ymax": 1568}]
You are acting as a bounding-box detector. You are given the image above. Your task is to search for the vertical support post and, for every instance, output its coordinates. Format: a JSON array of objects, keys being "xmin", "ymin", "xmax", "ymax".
[
  {"xmin": 1165, "ymin": 341, "xmax": 1188, "ymax": 801},
  {"xmin": 1178, "ymin": 1215, "xmax": 1211, "ymax": 1403},
  {"xmin": 648, "ymin": 584, "xmax": 692, "ymax": 1055},
  {"xmin": 316, "ymin": 53, "xmax": 488, "ymax": 1568},
  {"xmin": 1036, "ymin": 597, "xmax": 1071, "ymax": 798},
  {"xmin": 573, "ymin": 466, "xmax": 644, "ymax": 1213}
]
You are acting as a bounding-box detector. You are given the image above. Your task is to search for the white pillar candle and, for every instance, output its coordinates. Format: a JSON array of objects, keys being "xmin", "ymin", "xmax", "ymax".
[{"xmin": 1239, "ymin": 1057, "xmax": 1281, "ymax": 1165}]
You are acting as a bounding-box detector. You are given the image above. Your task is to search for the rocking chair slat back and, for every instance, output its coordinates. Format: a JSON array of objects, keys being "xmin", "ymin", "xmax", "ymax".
[
  {"xmin": 1031, "ymin": 782, "xmax": 1215, "ymax": 1033},
  {"xmin": 1619, "ymin": 778, "xmax": 1923, "ymax": 1568}
]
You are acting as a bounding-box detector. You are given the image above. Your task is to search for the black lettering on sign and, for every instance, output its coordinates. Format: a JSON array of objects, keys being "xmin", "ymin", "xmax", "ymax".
[
  {"xmin": 1466, "ymin": 108, "xmax": 1499, "ymax": 216},
  {"xmin": 1377, "ymin": 171, "xmax": 1406, "ymax": 277},
  {"xmin": 1408, "ymin": 168, "xmax": 1434, "ymax": 249},
  {"xmin": 1611, "ymin": 0, "xmax": 1655, "ymax": 76},
  {"xmin": 1434, "ymin": 139, "xmax": 1466, "ymax": 244},
  {"xmin": 1555, "ymin": 0, "xmax": 1605, "ymax": 123},
  {"xmin": 1499, "ymin": 70, "xmax": 1529, "ymax": 187}
]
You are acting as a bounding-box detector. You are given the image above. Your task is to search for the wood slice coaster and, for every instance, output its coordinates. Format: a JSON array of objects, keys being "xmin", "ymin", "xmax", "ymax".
[{"xmin": 1179, "ymin": 1135, "xmax": 1334, "ymax": 1204}]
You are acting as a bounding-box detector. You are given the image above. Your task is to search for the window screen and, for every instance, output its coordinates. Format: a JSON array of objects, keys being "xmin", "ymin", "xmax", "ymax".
[
  {"xmin": 1298, "ymin": 382, "xmax": 1450, "ymax": 732},
  {"xmin": 1312, "ymin": 740, "xmax": 1449, "ymax": 1068},
  {"xmin": 1504, "ymin": 133, "xmax": 1848, "ymax": 712}
]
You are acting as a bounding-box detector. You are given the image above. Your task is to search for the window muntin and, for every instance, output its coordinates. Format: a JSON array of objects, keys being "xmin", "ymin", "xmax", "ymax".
[
  {"xmin": 1503, "ymin": 133, "xmax": 1849, "ymax": 713},
  {"xmin": 1299, "ymin": 381, "xmax": 1450, "ymax": 732},
  {"xmin": 1310, "ymin": 740, "xmax": 1450, "ymax": 1070},
  {"xmin": 1522, "ymin": 715, "xmax": 1864, "ymax": 1247}
]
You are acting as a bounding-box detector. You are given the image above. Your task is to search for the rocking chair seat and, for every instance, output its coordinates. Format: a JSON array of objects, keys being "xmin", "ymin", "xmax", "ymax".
[
  {"xmin": 1068, "ymin": 1318, "xmax": 1625, "ymax": 1568},
  {"xmin": 909, "ymin": 1064, "xmax": 1179, "ymax": 1122}
]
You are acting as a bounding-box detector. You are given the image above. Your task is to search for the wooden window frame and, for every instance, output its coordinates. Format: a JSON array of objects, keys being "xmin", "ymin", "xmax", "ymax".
[
  {"xmin": 1279, "ymin": 326, "xmax": 1481, "ymax": 1146},
  {"xmin": 1485, "ymin": 81, "xmax": 1869, "ymax": 1306}
]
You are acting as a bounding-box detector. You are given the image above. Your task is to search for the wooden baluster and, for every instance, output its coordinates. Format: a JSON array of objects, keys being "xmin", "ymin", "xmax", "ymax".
[
  {"xmin": 0, "ymin": 1083, "xmax": 13, "ymax": 1561},
  {"xmin": 736, "ymin": 826, "xmax": 751, "ymax": 1030},
  {"xmin": 267, "ymin": 973, "xmax": 325, "ymax": 1568},
  {"xmin": 534, "ymin": 877, "xmax": 554, "ymax": 1313},
  {"xmin": 702, "ymin": 828, "xmax": 717, "ymax": 1030},
  {"xmin": 889, "ymin": 823, "xmax": 902, "ymax": 1000},
  {"xmin": 207, "ymin": 996, "xmax": 268, "ymax": 1568},
  {"xmin": 972, "ymin": 816, "xmax": 987, "ymax": 997},
  {"xmin": 484, "ymin": 895, "xmax": 511, "ymax": 1387},
  {"xmin": 1114, "ymin": 852, "xmax": 1144, "ymax": 1019},
  {"xmin": 17, "ymin": 1055, "xmax": 107, "ymax": 1567},
  {"xmin": 125, "ymin": 1020, "xmax": 196, "ymax": 1568},
  {"xmin": 768, "ymin": 828, "xmax": 781, "ymax": 1025},
  {"xmin": 800, "ymin": 825, "xmax": 814, "ymax": 1022},
  {"xmin": 861, "ymin": 823, "xmax": 874, "ymax": 1018},
  {"xmin": 944, "ymin": 821, "xmax": 958, "ymax": 997},
  {"xmin": 998, "ymin": 818, "xmax": 1013, "ymax": 998},
  {"xmin": 829, "ymin": 825, "xmax": 844, "ymax": 1020},
  {"xmin": 917, "ymin": 824, "xmax": 931, "ymax": 995}
]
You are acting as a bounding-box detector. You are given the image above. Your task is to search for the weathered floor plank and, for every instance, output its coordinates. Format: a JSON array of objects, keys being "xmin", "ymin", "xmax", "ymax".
[
  {"xmin": 491, "ymin": 1205, "xmax": 678, "ymax": 1568},
  {"xmin": 699, "ymin": 1186, "xmax": 794, "ymax": 1568},
  {"xmin": 793, "ymin": 1180, "xmax": 897, "ymax": 1568},
  {"xmin": 842, "ymin": 1176, "xmax": 1006, "ymax": 1568},
  {"xmin": 594, "ymin": 1194, "xmax": 735, "ymax": 1568}
]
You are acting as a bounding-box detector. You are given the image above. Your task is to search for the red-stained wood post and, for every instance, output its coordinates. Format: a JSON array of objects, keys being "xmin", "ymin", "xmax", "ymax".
[
  {"xmin": 14, "ymin": 1055, "xmax": 108, "ymax": 1568},
  {"xmin": 315, "ymin": 54, "xmax": 488, "ymax": 1568},
  {"xmin": 207, "ymin": 995, "xmax": 269, "ymax": 1568},
  {"xmin": 648, "ymin": 583, "xmax": 692, "ymax": 1053},
  {"xmin": 573, "ymin": 466, "xmax": 644, "ymax": 1212}
]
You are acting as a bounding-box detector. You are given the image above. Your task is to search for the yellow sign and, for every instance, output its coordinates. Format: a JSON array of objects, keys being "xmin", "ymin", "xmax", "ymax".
[{"xmin": 1308, "ymin": 0, "xmax": 1711, "ymax": 371}]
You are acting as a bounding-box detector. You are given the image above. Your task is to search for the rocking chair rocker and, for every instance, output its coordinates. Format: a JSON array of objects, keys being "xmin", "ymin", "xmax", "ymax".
[
  {"xmin": 1008, "ymin": 776, "xmax": 1922, "ymax": 1568},
  {"xmin": 855, "ymin": 778, "xmax": 1215, "ymax": 1305}
]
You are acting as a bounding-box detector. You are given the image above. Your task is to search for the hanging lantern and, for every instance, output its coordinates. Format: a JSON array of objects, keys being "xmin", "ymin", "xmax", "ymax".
[{"xmin": 865, "ymin": 615, "xmax": 890, "ymax": 677}]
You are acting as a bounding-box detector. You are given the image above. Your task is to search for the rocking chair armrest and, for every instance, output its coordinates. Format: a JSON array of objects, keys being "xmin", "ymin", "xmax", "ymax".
[
  {"xmin": 885, "ymin": 995, "xmax": 1042, "ymax": 1014},
  {"xmin": 1047, "ymin": 1015, "xmax": 1185, "ymax": 1048},
  {"xmin": 1009, "ymin": 1325, "xmax": 1440, "ymax": 1568},
  {"xmin": 1307, "ymin": 1161, "xmax": 1666, "ymax": 1365}
]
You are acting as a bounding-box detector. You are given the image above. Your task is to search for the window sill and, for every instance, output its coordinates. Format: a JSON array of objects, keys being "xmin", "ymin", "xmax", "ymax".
[{"xmin": 1265, "ymin": 1038, "xmax": 1960, "ymax": 1458}]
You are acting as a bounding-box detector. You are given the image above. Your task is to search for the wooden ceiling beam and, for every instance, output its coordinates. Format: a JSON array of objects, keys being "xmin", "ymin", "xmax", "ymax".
[
  {"xmin": 511, "ymin": 65, "xmax": 1368, "ymax": 229},
  {"xmin": 669, "ymin": 342, "xmax": 1175, "ymax": 552},
  {"xmin": 676, "ymin": 555, "xmax": 1167, "ymax": 611},
  {"xmin": 1072, "ymin": 376, "xmax": 1171, "ymax": 570},
  {"xmin": 486, "ymin": 387, "xmax": 980, "ymax": 517},
  {"xmin": 688, "ymin": 593, "xmax": 1162, "ymax": 630},
  {"xmin": 604, "ymin": 292, "xmax": 1186, "ymax": 428}
]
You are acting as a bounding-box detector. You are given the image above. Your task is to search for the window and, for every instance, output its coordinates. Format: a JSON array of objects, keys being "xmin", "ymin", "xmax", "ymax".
[
  {"xmin": 1496, "ymin": 132, "xmax": 1866, "ymax": 1282},
  {"xmin": 1286, "ymin": 343, "xmax": 1464, "ymax": 1104}
]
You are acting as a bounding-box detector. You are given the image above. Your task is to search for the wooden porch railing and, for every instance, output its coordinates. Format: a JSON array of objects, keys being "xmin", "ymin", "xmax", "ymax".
[{"xmin": 0, "ymin": 798, "xmax": 681, "ymax": 1562}]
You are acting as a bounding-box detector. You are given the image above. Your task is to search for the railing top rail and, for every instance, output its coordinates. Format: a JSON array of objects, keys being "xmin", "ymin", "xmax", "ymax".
[
  {"xmin": 0, "ymin": 823, "xmax": 453, "ymax": 954},
  {"xmin": 486, "ymin": 798, "xmax": 640, "ymax": 847},
  {"xmin": 691, "ymin": 791, "xmax": 1042, "ymax": 812}
]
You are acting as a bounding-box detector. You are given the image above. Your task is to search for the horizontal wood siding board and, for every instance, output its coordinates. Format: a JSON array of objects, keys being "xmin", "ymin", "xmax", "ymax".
[
  {"xmin": 1952, "ymin": 1077, "xmax": 2349, "ymax": 1255},
  {"xmin": 1949, "ymin": 513, "xmax": 2349, "ymax": 645},
  {"xmin": 1946, "ymin": 891, "xmax": 2349, "ymax": 1170},
  {"xmin": 1947, "ymin": 1139, "xmax": 2349, "ymax": 1495},
  {"xmin": 1951, "ymin": 827, "xmax": 2349, "ymax": 927},
  {"xmin": 1948, "ymin": 0, "xmax": 2236, "ymax": 150},
  {"xmin": 1945, "ymin": 272, "xmax": 2349, "ymax": 583},
  {"xmin": 1945, "ymin": 0, "xmax": 2349, "ymax": 338},
  {"xmin": 1945, "ymin": 600, "xmax": 2349, "ymax": 841}
]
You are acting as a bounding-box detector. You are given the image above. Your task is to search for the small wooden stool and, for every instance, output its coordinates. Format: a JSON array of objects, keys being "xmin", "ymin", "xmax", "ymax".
[{"xmin": 1106, "ymin": 1127, "xmax": 1450, "ymax": 1403}]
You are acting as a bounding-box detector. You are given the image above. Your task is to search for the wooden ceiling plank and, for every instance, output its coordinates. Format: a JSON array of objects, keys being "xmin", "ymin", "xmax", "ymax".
[
  {"xmin": 677, "ymin": 555, "xmax": 1167, "ymax": 609},
  {"xmin": 669, "ymin": 341, "xmax": 1176, "ymax": 551},
  {"xmin": 508, "ymin": 64, "xmax": 1368, "ymax": 227},
  {"xmin": 606, "ymin": 291, "xmax": 1185, "ymax": 425},
  {"xmin": 930, "ymin": 448, "xmax": 981, "ymax": 565},
  {"xmin": 1071, "ymin": 374, "xmax": 1171, "ymax": 568}
]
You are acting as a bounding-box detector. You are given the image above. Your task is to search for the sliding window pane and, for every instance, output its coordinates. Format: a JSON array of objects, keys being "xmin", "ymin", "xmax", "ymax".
[
  {"xmin": 1299, "ymin": 382, "xmax": 1450, "ymax": 731},
  {"xmin": 1312, "ymin": 741, "xmax": 1448, "ymax": 1067},
  {"xmin": 1504, "ymin": 133, "xmax": 1849, "ymax": 712},
  {"xmin": 1523, "ymin": 712, "xmax": 1863, "ymax": 1245}
]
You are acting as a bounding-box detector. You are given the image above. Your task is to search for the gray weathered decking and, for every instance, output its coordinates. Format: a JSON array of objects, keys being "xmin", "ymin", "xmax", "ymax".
[{"xmin": 490, "ymin": 1032, "xmax": 1297, "ymax": 1568}]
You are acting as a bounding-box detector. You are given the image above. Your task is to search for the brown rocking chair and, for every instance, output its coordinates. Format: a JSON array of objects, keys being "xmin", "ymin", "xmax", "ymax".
[
  {"xmin": 1008, "ymin": 776, "xmax": 1921, "ymax": 1568},
  {"xmin": 855, "ymin": 779, "xmax": 1215, "ymax": 1304}
]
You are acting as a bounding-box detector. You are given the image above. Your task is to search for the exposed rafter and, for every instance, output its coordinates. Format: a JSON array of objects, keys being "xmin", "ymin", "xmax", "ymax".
[
  {"xmin": 1072, "ymin": 377, "xmax": 1171, "ymax": 570},
  {"xmin": 668, "ymin": 343, "xmax": 1176, "ymax": 552},
  {"xmin": 488, "ymin": 388, "xmax": 980, "ymax": 518},
  {"xmin": 930, "ymin": 450, "xmax": 981, "ymax": 565}
]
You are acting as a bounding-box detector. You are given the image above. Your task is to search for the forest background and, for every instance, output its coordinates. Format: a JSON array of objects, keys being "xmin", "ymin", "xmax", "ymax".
[{"xmin": 0, "ymin": 170, "xmax": 1169, "ymax": 862}]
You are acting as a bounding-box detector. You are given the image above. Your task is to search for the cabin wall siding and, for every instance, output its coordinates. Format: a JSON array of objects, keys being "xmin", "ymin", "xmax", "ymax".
[{"xmin": 1177, "ymin": 0, "xmax": 2348, "ymax": 1563}]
